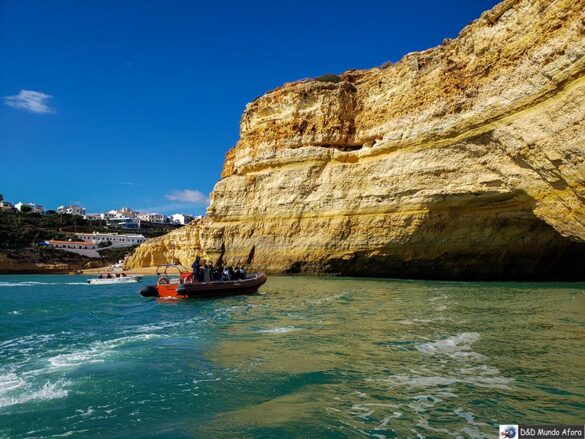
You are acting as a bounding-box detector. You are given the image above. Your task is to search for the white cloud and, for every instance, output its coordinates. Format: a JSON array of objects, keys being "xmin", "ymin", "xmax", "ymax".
[
  {"xmin": 165, "ymin": 189, "xmax": 209, "ymax": 206},
  {"xmin": 119, "ymin": 181, "xmax": 145, "ymax": 187},
  {"xmin": 4, "ymin": 89, "xmax": 55, "ymax": 114}
]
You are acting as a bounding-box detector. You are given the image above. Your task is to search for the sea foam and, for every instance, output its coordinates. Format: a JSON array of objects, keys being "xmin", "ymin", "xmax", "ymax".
[
  {"xmin": 257, "ymin": 326, "xmax": 299, "ymax": 334},
  {"xmin": 416, "ymin": 332, "xmax": 483, "ymax": 359},
  {"xmin": 48, "ymin": 333, "xmax": 160, "ymax": 370},
  {"xmin": 0, "ymin": 377, "xmax": 70, "ymax": 408},
  {"xmin": 0, "ymin": 281, "xmax": 88, "ymax": 287}
]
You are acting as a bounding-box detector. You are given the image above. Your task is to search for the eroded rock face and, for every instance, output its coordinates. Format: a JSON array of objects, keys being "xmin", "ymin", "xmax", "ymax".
[
  {"xmin": 127, "ymin": 0, "xmax": 585, "ymax": 279},
  {"xmin": 125, "ymin": 220, "xmax": 202, "ymax": 268}
]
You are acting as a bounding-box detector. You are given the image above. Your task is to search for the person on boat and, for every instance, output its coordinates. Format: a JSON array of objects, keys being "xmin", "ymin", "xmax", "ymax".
[
  {"xmin": 121, "ymin": 273, "xmax": 127, "ymax": 277},
  {"xmin": 191, "ymin": 256, "xmax": 201, "ymax": 282},
  {"xmin": 198, "ymin": 261, "xmax": 205, "ymax": 282},
  {"xmin": 213, "ymin": 264, "xmax": 223, "ymax": 281},
  {"xmin": 106, "ymin": 273, "xmax": 112, "ymax": 279},
  {"xmin": 239, "ymin": 266, "xmax": 247, "ymax": 279},
  {"xmin": 222, "ymin": 267, "xmax": 230, "ymax": 281},
  {"xmin": 203, "ymin": 263, "xmax": 211, "ymax": 282},
  {"xmin": 208, "ymin": 261, "xmax": 215, "ymax": 281}
]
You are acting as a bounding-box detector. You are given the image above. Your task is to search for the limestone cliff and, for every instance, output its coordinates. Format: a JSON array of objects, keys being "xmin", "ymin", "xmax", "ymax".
[
  {"xmin": 124, "ymin": 219, "xmax": 202, "ymax": 268},
  {"xmin": 127, "ymin": 0, "xmax": 585, "ymax": 280}
]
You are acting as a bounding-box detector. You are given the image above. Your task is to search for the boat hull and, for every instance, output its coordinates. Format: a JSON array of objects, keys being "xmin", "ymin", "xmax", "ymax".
[
  {"xmin": 88, "ymin": 276, "xmax": 142, "ymax": 285},
  {"xmin": 178, "ymin": 273, "xmax": 267, "ymax": 298}
]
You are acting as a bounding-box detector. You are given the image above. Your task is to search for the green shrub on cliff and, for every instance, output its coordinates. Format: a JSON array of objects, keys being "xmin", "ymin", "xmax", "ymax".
[{"xmin": 315, "ymin": 73, "xmax": 341, "ymax": 83}]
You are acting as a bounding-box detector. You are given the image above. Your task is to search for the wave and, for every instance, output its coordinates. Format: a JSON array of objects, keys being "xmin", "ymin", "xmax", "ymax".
[
  {"xmin": 0, "ymin": 376, "xmax": 70, "ymax": 409},
  {"xmin": 48, "ymin": 333, "xmax": 161, "ymax": 370},
  {"xmin": 0, "ymin": 372, "xmax": 27, "ymax": 394},
  {"xmin": 0, "ymin": 333, "xmax": 59, "ymax": 352},
  {"xmin": 256, "ymin": 326, "xmax": 299, "ymax": 334},
  {"xmin": 377, "ymin": 371, "xmax": 512, "ymax": 390},
  {"xmin": 397, "ymin": 316, "xmax": 450, "ymax": 325},
  {"xmin": 126, "ymin": 321, "xmax": 184, "ymax": 334},
  {"xmin": 51, "ymin": 430, "xmax": 90, "ymax": 437},
  {"xmin": 378, "ymin": 375, "xmax": 458, "ymax": 388},
  {"xmin": 1, "ymin": 331, "xmax": 164, "ymax": 409},
  {"xmin": 416, "ymin": 332, "xmax": 484, "ymax": 360},
  {"xmin": 0, "ymin": 281, "xmax": 88, "ymax": 287}
]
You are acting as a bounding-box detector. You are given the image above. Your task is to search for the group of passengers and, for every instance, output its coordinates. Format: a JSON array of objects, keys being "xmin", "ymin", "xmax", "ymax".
[
  {"xmin": 97, "ymin": 272, "xmax": 127, "ymax": 279},
  {"xmin": 191, "ymin": 256, "xmax": 247, "ymax": 283}
]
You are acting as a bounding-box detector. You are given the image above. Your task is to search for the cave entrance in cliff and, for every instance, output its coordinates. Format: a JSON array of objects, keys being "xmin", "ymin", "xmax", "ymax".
[{"xmin": 322, "ymin": 191, "xmax": 585, "ymax": 281}]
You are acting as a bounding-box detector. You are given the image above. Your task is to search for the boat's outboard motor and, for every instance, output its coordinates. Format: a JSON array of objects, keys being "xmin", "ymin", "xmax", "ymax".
[{"xmin": 139, "ymin": 285, "xmax": 159, "ymax": 297}]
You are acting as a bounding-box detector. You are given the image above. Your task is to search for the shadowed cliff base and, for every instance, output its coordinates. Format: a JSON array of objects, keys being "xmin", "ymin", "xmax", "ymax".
[
  {"xmin": 292, "ymin": 192, "xmax": 585, "ymax": 281},
  {"xmin": 321, "ymin": 240, "xmax": 585, "ymax": 281}
]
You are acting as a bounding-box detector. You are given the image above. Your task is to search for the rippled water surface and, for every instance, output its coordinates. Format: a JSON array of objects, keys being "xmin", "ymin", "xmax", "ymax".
[{"xmin": 1, "ymin": 275, "xmax": 584, "ymax": 438}]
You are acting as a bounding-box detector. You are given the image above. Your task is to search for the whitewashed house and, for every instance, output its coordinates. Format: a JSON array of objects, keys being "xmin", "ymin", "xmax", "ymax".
[
  {"xmin": 46, "ymin": 240, "xmax": 100, "ymax": 258},
  {"xmin": 75, "ymin": 232, "xmax": 146, "ymax": 248},
  {"xmin": 171, "ymin": 213, "xmax": 195, "ymax": 225},
  {"xmin": 15, "ymin": 202, "xmax": 44, "ymax": 214},
  {"xmin": 57, "ymin": 205, "xmax": 86, "ymax": 216},
  {"xmin": 0, "ymin": 201, "xmax": 15, "ymax": 212},
  {"xmin": 137, "ymin": 213, "xmax": 169, "ymax": 223}
]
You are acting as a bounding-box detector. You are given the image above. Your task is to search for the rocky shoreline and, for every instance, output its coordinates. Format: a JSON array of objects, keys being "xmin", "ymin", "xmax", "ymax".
[{"xmin": 0, "ymin": 248, "xmax": 101, "ymax": 274}]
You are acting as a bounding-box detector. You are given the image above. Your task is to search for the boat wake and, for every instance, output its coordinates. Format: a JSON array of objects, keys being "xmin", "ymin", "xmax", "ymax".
[
  {"xmin": 0, "ymin": 281, "xmax": 88, "ymax": 287},
  {"xmin": 0, "ymin": 322, "xmax": 191, "ymax": 410},
  {"xmin": 48, "ymin": 333, "xmax": 161, "ymax": 370},
  {"xmin": 0, "ymin": 371, "xmax": 71, "ymax": 409}
]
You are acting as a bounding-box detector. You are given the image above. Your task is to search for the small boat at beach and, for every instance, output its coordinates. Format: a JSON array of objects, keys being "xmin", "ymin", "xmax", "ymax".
[
  {"xmin": 87, "ymin": 273, "xmax": 142, "ymax": 285},
  {"xmin": 139, "ymin": 264, "xmax": 267, "ymax": 299}
]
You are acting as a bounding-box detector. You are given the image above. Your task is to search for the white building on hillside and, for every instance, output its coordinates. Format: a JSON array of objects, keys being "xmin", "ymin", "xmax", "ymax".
[
  {"xmin": 107, "ymin": 217, "xmax": 141, "ymax": 230},
  {"xmin": 15, "ymin": 202, "xmax": 44, "ymax": 214},
  {"xmin": 57, "ymin": 205, "xmax": 86, "ymax": 216},
  {"xmin": 0, "ymin": 201, "xmax": 15, "ymax": 212},
  {"xmin": 171, "ymin": 213, "xmax": 195, "ymax": 225},
  {"xmin": 75, "ymin": 232, "xmax": 146, "ymax": 248},
  {"xmin": 116, "ymin": 207, "xmax": 139, "ymax": 218},
  {"xmin": 46, "ymin": 240, "xmax": 100, "ymax": 258},
  {"xmin": 100, "ymin": 208, "xmax": 139, "ymax": 220},
  {"xmin": 137, "ymin": 213, "xmax": 169, "ymax": 223},
  {"xmin": 100, "ymin": 210, "xmax": 117, "ymax": 220}
]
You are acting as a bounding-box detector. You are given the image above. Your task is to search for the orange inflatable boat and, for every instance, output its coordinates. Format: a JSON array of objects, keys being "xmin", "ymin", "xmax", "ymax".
[{"xmin": 139, "ymin": 264, "xmax": 267, "ymax": 299}]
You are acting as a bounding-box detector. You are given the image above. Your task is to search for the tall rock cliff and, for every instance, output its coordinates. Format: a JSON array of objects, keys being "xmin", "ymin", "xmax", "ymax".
[{"xmin": 127, "ymin": 0, "xmax": 585, "ymax": 279}]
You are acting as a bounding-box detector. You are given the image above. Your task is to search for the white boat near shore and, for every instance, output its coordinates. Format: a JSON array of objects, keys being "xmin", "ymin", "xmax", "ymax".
[{"xmin": 87, "ymin": 275, "xmax": 142, "ymax": 285}]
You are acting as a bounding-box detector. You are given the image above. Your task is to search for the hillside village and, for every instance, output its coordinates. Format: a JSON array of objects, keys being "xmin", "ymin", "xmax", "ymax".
[
  {"xmin": 0, "ymin": 193, "xmax": 198, "ymax": 228},
  {"xmin": 0, "ymin": 192, "xmax": 202, "ymax": 268}
]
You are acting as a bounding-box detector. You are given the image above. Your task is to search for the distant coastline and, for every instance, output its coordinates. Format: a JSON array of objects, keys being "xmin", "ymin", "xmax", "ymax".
[{"xmin": 0, "ymin": 208, "xmax": 185, "ymax": 275}]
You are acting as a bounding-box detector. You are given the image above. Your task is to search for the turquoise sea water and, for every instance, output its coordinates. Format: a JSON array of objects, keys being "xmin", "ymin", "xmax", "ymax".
[{"xmin": 0, "ymin": 275, "xmax": 584, "ymax": 438}]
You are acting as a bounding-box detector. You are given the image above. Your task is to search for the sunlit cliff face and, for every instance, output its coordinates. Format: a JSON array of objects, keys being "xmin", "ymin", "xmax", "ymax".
[{"xmin": 127, "ymin": 0, "xmax": 585, "ymax": 280}]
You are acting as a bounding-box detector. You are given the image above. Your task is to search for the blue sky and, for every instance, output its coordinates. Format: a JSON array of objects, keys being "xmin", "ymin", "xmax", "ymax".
[{"xmin": 0, "ymin": 0, "xmax": 499, "ymax": 215}]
